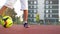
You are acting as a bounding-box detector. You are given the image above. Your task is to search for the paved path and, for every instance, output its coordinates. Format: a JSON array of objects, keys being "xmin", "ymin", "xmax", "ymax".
[{"xmin": 0, "ymin": 25, "xmax": 60, "ymax": 34}]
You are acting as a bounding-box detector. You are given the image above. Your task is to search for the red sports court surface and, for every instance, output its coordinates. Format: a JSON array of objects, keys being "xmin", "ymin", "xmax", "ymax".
[{"xmin": 0, "ymin": 25, "xmax": 60, "ymax": 34}]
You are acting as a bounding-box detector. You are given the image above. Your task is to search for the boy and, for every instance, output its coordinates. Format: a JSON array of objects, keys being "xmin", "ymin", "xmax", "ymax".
[{"xmin": 0, "ymin": 0, "xmax": 29, "ymax": 28}]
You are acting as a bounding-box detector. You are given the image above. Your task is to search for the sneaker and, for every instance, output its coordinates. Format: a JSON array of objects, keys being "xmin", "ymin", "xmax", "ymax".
[{"xmin": 23, "ymin": 23, "xmax": 29, "ymax": 28}]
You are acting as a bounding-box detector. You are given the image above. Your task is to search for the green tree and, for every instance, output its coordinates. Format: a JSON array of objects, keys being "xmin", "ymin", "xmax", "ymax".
[
  {"xmin": 36, "ymin": 13, "xmax": 40, "ymax": 23},
  {"xmin": 4, "ymin": 8, "xmax": 17, "ymax": 18},
  {"xmin": 15, "ymin": 16, "xmax": 21, "ymax": 24}
]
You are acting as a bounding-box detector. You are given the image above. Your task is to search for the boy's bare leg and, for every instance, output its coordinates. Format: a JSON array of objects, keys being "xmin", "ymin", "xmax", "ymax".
[
  {"xmin": 24, "ymin": 10, "xmax": 28, "ymax": 22},
  {"xmin": 23, "ymin": 10, "xmax": 29, "ymax": 28}
]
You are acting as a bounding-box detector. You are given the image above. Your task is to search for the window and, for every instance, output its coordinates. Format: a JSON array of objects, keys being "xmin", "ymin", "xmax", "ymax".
[
  {"xmin": 29, "ymin": 6, "xmax": 33, "ymax": 8},
  {"xmin": 34, "ymin": 10, "xmax": 36, "ymax": 13},
  {"xmin": 30, "ymin": 14, "xmax": 32, "ymax": 17},
  {"xmin": 30, "ymin": 6, "xmax": 33, "ymax": 8},
  {"xmin": 46, "ymin": 1, "xmax": 49, "ymax": 4},
  {"xmin": 50, "ymin": 1, "xmax": 52, "ymax": 4},
  {"xmin": 50, "ymin": 15, "xmax": 52, "ymax": 17},
  {"xmin": 52, "ymin": 15, "xmax": 58, "ymax": 18},
  {"xmin": 51, "ymin": 1, "xmax": 58, "ymax": 4},
  {"xmin": 28, "ymin": 14, "xmax": 30, "ymax": 17},
  {"xmin": 32, "ymin": 19, "xmax": 34, "ymax": 22},
  {"xmin": 46, "ymin": 10, "xmax": 49, "ymax": 13},
  {"xmin": 34, "ymin": 1, "xmax": 37, "ymax": 4},
  {"xmin": 30, "ymin": 10, "xmax": 32, "ymax": 13},
  {"xmin": 34, "ymin": 19, "xmax": 36, "ymax": 21},
  {"xmin": 28, "ymin": 10, "xmax": 31, "ymax": 13},
  {"xmin": 34, "ymin": 14, "xmax": 36, "ymax": 17},
  {"xmin": 31, "ymin": 1, "xmax": 33, "ymax": 4},
  {"xmin": 30, "ymin": 19, "xmax": 32, "ymax": 22},
  {"xmin": 46, "ymin": 14, "xmax": 48, "ymax": 17},
  {"xmin": 50, "ymin": 10, "xmax": 52, "ymax": 13},
  {"xmin": 52, "ymin": 10, "xmax": 58, "ymax": 13},
  {"xmin": 46, "ymin": 5, "xmax": 49, "ymax": 8},
  {"xmin": 50, "ymin": 5, "xmax": 52, "ymax": 8},
  {"xmin": 28, "ymin": 1, "xmax": 31, "ymax": 4},
  {"xmin": 34, "ymin": 5, "xmax": 37, "ymax": 8}
]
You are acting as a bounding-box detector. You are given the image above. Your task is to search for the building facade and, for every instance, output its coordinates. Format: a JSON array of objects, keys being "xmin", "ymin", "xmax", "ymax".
[
  {"xmin": 28, "ymin": 0, "xmax": 59, "ymax": 25},
  {"xmin": 44, "ymin": 0, "xmax": 59, "ymax": 24},
  {"xmin": 28, "ymin": 0, "xmax": 38, "ymax": 23}
]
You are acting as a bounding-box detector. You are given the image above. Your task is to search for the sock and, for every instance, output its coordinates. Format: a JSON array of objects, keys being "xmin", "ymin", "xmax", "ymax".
[{"xmin": 24, "ymin": 21, "xmax": 27, "ymax": 23}]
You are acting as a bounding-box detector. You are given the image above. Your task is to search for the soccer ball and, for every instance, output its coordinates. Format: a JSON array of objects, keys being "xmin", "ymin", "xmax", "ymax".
[{"xmin": 1, "ymin": 16, "xmax": 13, "ymax": 28}]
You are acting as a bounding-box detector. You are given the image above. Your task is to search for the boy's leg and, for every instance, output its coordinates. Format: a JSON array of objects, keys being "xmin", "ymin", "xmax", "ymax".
[
  {"xmin": 23, "ymin": 10, "xmax": 28, "ymax": 22},
  {"xmin": 20, "ymin": 0, "xmax": 29, "ymax": 28},
  {"xmin": 23, "ymin": 10, "xmax": 29, "ymax": 28}
]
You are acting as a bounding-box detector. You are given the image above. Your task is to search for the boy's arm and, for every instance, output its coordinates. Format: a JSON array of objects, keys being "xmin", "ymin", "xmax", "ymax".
[{"xmin": 0, "ymin": 6, "xmax": 8, "ymax": 16}]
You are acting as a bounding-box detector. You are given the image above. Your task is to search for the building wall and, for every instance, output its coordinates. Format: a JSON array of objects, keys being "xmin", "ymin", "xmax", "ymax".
[
  {"xmin": 28, "ymin": 0, "xmax": 59, "ymax": 24},
  {"xmin": 59, "ymin": 0, "xmax": 60, "ymax": 21},
  {"xmin": 44, "ymin": 0, "xmax": 59, "ymax": 24},
  {"xmin": 28, "ymin": 0, "xmax": 38, "ymax": 23}
]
